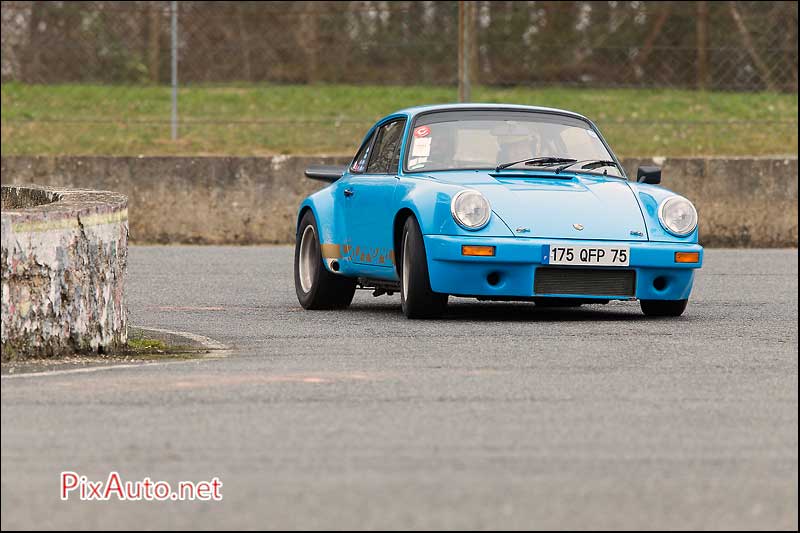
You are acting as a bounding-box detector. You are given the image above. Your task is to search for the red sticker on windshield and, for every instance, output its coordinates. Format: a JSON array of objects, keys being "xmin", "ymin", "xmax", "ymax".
[{"xmin": 414, "ymin": 126, "xmax": 431, "ymax": 138}]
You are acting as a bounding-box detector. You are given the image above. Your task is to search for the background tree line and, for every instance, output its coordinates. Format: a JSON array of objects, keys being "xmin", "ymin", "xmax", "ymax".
[{"xmin": 1, "ymin": 1, "xmax": 797, "ymax": 91}]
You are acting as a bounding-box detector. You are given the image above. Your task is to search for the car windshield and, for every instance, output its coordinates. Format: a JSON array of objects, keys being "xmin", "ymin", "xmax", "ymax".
[{"xmin": 405, "ymin": 110, "xmax": 621, "ymax": 177}]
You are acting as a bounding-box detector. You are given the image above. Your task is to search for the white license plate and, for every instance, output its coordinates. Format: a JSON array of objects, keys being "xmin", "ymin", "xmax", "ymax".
[{"xmin": 543, "ymin": 244, "xmax": 629, "ymax": 266}]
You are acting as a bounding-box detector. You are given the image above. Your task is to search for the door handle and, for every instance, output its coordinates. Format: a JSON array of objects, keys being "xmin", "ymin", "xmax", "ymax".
[{"xmin": 343, "ymin": 188, "xmax": 354, "ymax": 198}]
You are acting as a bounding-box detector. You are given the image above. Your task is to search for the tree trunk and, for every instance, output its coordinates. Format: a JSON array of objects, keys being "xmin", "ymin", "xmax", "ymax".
[
  {"xmin": 236, "ymin": 4, "xmax": 252, "ymax": 82},
  {"xmin": 22, "ymin": 1, "xmax": 42, "ymax": 83},
  {"xmin": 633, "ymin": 5, "xmax": 671, "ymax": 79},
  {"xmin": 148, "ymin": 4, "xmax": 161, "ymax": 84},
  {"xmin": 696, "ymin": 1, "xmax": 709, "ymax": 90},
  {"xmin": 728, "ymin": 1, "xmax": 776, "ymax": 91},
  {"xmin": 299, "ymin": 1, "xmax": 319, "ymax": 84}
]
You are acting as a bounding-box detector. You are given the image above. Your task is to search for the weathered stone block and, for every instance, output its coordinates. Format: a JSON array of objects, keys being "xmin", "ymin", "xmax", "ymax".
[{"xmin": 1, "ymin": 185, "xmax": 128, "ymax": 359}]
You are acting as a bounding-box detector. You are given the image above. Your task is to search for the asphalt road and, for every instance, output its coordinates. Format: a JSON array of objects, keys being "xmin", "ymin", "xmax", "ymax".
[{"xmin": 2, "ymin": 247, "xmax": 798, "ymax": 530}]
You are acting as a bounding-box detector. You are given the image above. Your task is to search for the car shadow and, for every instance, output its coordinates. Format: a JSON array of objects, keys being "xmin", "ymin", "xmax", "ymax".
[
  {"xmin": 444, "ymin": 302, "xmax": 647, "ymax": 322},
  {"xmin": 347, "ymin": 299, "xmax": 649, "ymax": 322}
]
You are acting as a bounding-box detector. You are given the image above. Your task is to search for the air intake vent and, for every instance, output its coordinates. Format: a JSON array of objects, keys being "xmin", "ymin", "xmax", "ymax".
[{"xmin": 534, "ymin": 267, "xmax": 636, "ymax": 297}]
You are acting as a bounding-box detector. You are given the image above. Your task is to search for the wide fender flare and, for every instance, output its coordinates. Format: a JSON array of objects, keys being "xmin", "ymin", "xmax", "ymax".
[
  {"xmin": 393, "ymin": 178, "xmax": 515, "ymax": 237},
  {"xmin": 297, "ymin": 186, "xmax": 341, "ymax": 245},
  {"xmin": 629, "ymin": 182, "xmax": 700, "ymax": 244}
]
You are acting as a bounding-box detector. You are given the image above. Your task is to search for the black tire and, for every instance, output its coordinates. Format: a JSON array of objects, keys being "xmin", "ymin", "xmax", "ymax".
[
  {"xmin": 640, "ymin": 299, "xmax": 688, "ymax": 317},
  {"xmin": 294, "ymin": 211, "xmax": 356, "ymax": 310},
  {"xmin": 399, "ymin": 216, "xmax": 448, "ymax": 318}
]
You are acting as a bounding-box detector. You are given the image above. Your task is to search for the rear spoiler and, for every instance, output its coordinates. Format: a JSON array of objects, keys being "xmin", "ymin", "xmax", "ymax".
[{"xmin": 304, "ymin": 165, "xmax": 346, "ymax": 183}]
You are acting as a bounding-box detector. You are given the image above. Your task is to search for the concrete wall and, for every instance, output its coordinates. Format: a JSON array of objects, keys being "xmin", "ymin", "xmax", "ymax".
[
  {"xmin": 1, "ymin": 185, "xmax": 128, "ymax": 359},
  {"xmin": 625, "ymin": 157, "xmax": 798, "ymax": 247},
  {"xmin": 1, "ymin": 156, "xmax": 797, "ymax": 247}
]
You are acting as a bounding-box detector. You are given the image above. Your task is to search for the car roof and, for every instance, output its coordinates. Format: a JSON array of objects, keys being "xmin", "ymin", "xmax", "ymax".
[{"xmin": 392, "ymin": 103, "xmax": 591, "ymax": 122}]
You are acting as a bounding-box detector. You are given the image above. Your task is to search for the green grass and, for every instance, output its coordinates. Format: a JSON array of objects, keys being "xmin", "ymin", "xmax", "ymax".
[
  {"xmin": 1, "ymin": 83, "xmax": 797, "ymax": 157},
  {"xmin": 123, "ymin": 334, "xmax": 201, "ymax": 360},
  {"xmin": 126, "ymin": 337, "xmax": 169, "ymax": 353}
]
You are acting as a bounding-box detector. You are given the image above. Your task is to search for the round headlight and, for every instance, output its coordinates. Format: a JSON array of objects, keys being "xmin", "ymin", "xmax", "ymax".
[
  {"xmin": 658, "ymin": 196, "xmax": 698, "ymax": 236},
  {"xmin": 451, "ymin": 190, "xmax": 491, "ymax": 230}
]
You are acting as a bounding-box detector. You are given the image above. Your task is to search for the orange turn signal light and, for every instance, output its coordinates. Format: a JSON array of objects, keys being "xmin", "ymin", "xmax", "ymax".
[
  {"xmin": 462, "ymin": 245, "xmax": 496, "ymax": 257},
  {"xmin": 674, "ymin": 252, "xmax": 700, "ymax": 263}
]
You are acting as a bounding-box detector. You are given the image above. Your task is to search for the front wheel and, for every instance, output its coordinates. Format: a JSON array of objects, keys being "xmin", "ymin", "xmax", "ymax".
[
  {"xmin": 294, "ymin": 211, "xmax": 356, "ymax": 310},
  {"xmin": 400, "ymin": 217, "xmax": 448, "ymax": 319},
  {"xmin": 640, "ymin": 299, "xmax": 688, "ymax": 317}
]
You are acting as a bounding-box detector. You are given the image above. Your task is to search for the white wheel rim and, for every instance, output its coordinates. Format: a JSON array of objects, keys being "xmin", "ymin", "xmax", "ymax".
[
  {"xmin": 402, "ymin": 232, "xmax": 411, "ymax": 297},
  {"xmin": 299, "ymin": 225, "xmax": 317, "ymax": 293}
]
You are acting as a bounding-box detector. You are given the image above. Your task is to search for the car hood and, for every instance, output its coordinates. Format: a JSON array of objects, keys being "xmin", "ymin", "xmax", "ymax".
[{"xmin": 431, "ymin": 170, "xmax": 649, "ymax": 241}]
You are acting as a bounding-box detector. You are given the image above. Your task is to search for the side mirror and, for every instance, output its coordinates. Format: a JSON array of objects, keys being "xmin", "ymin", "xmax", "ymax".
[
  {"xmin": 304, "ymin": 165, "xmax": 346, "ymax": 183},
  {"xmin": 637, "ymin": 166, "xmax": 661, "ymax": 185}
]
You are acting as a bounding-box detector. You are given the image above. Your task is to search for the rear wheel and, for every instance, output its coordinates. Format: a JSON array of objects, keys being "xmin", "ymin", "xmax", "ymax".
[
  {"xmin": 400, "ymin": 217, "xmax": 448, "ymax": 319},
  {"xmin": 640, "ymin": 299, "xmax": 688, "ymax": 317},
  {"xmin": 294, "ymin": 211, "xmax": 356, "ymax": 310}
]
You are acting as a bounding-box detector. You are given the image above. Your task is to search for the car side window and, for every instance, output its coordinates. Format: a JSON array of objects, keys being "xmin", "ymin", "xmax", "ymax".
[
  {"xmin": 366, "ymin": 119, "xmax": 406, "ymax": 175},
  {"xmin": 350, "ymin": 132, "xmax": 375, "ymax": 174}
]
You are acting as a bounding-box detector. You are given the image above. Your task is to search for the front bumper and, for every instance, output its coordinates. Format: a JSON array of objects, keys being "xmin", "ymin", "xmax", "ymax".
[{"xmin": 424, "ymin": 235, "xmax": 703, "ymax": 301}]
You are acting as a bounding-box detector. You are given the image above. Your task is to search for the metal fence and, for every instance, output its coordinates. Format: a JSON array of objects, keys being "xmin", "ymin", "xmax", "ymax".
[{"xmin": 1, "ymin": 1, "xmax": 797, "ymax": 157}]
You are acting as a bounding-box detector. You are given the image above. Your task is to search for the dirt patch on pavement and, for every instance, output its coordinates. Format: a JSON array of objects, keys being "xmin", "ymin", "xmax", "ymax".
[{"xmin": 0, "ymin": 327, "xmax": 227, "ymax": 376}]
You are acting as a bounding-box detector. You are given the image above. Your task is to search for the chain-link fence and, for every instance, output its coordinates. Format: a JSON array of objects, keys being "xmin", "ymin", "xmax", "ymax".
[{"xmin": 1, "ymin": 1, "xmax": 798, "ymax": 157}]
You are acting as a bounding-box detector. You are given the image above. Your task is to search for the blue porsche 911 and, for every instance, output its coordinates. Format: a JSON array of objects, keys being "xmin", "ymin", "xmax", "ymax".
[{"xmin": 295, "ymin": 104, "xmax": 702, "ymax": 318}]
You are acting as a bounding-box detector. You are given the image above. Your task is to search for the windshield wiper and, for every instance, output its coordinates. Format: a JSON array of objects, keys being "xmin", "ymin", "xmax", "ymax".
[
  {"xmin": 554, "ymin": 159, "xmax": 620, "ymax": 175},
  {"xmin": 495, "ymin": 156, "xmax": 577, "ymax": 172}
]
